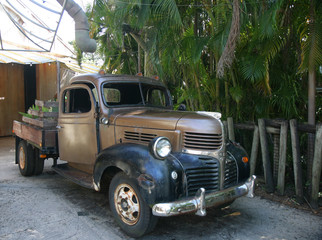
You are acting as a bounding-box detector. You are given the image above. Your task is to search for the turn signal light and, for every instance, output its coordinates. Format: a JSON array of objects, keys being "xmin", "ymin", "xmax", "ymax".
[
  {"xmin": 99, "ymin": 69, "xmax": 105, "ymax": 75},
  {"xmin": 242, "ymin": 157, "xmax": 249, "ymax": 163},
  {"xmin": 40, "ymin": 154, "xmax": 47, "ymax": 159}
]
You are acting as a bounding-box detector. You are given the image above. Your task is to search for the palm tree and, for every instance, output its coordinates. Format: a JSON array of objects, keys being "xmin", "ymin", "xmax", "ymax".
[
  {"xmin": 296, "ymin": 0, "xmax": 322, "ymax": 191},
  {"xmin": 298, "ymin": 0, "xmax": 322, "ymax": 125},
  {"xmin": 89, "ymin": 0, "xmax": 182, "ymax": 76}
]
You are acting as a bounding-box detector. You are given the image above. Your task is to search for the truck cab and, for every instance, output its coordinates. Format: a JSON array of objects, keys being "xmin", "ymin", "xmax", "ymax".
[{"xmin": 14, "ymin": 72, "xmax": 255, "ymax": 237}]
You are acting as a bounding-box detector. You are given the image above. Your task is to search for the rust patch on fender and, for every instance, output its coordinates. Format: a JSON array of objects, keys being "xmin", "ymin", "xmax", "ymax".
[{"xmin": 137, "ymin": 174, "xmax": 155, "ymax": 193}]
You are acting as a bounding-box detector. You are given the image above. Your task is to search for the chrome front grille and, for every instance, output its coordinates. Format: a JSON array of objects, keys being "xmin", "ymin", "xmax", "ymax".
[
  {"xmin": 224, "ymin": 156, "xmax": 238, "ymax": 189},
  {"xmin": 124, "ymin": 131, "xmax": 156, "ymax": 143},
  {"xmin": 183, "ymin": 132, "xmax": 222, "ymax": 151},
  {"xmin": 185, "ymin": 157, "xmax": 220, "ymax": 196}
]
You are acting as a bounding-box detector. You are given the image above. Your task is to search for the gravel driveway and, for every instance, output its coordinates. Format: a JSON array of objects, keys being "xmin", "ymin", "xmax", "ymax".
[{"xmin": 0, "ymin": 137, "xmax": 321, "ymax": 240}]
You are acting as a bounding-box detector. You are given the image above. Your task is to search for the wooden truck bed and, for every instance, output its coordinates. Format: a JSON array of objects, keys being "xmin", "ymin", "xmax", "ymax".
[
  {"xmin": 13, "ymin": 120, "xmax": 57, "ymax": 150},
  {"xmin": 12, "ymin": 100, "xmax": 58, "ymax": 154}
]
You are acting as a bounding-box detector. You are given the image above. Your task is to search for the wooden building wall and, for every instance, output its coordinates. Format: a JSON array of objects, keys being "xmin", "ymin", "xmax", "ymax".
[
  {"xmin": 0, "ymin": 62, "xmax": 59, "ymax": 136},
  {"xmin": 36, "ymin": 62, "xmax": 57, "ymax": 101},
  {"xmin": 0, "ymin": 63, "xmax": 25, "ymax": 136}
]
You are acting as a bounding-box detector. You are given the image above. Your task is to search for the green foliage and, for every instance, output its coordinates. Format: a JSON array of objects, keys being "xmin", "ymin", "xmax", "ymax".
[
  {"xmin": 87, "ymin": 0, "xmax": 321, "ymax": 124},
  {"xmin": 19, "ymin": 112, "xmax": 35, "ymax": 119},
  {"xmin": 19, "ymin": 104, "xmax": 56, "ymax": 118},
  {"xmin": 298, "ymin": 1, "xmax": 322, "ymax": 73},
  {"xmin": 239, "ymin": 55, "xmax": 267, "ymax": 83}
]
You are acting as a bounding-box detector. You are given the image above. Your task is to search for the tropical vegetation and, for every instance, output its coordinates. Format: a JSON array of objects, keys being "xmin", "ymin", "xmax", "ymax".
[{"xmin": 83, "ymin": 0, "xmax": 321, "ymax": 124}]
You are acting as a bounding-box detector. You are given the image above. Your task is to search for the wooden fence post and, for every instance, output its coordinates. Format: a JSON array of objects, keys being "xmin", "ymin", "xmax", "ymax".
[
  {"xmin": 250, "ymin": 126, "xmax": 259, "ymax": 176},
  {"xmin": 311, "ymin": 124, "xmax": 322, "ymax": 209},
  {"xmin": 277, "ymin": 121, "xmax": 288, "ymax": 195},
  {"xmin": 273, "ymin": 133, "xmax": 280, "ymax": 185},
  {"xmin": 290, "ymin": 119, "xmax": 304, "ymax": 203},
  {"xmin": 223, "ymin": 121, "xmax": 228, "ymax": 141},
  {"xmin": 258, "ymin": 119, "xmax": 274, "ymax": 193},
  {"xmin": 227, "ymin": 117, "xmax": 235, "ymax": 142}
]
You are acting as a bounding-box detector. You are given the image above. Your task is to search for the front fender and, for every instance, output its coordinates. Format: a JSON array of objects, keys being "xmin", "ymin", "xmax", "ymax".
[
  {"xmin": 93, "ymin": 143, "xmax": 183, "ymax": 205},
  {"xmin": 226, "ymin": 142, "xmax": 250, "ymax": 181}
]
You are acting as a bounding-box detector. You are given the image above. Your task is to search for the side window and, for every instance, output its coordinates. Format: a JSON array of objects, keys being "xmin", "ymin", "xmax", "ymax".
[
  {"xmin": 63, "ymin": 88, "xmax": 92, "ymax": 113},
  {"xmin": 148, "ymin": 89, "xmax": 166, "ymax": 107}
]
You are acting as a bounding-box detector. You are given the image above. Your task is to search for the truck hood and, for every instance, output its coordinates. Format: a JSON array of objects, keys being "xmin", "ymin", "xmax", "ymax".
[
  {"xmin": 114, "ymin": 109, "xmax": 185, "ymax": 130},
  {"xmin": 114, "ymin": 109, "xmax": 222, "ymax": 133}
]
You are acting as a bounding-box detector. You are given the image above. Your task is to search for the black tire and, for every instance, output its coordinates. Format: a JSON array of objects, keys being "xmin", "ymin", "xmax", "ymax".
[
  {"xmin": 17, "ymin": 141, "xmax": 35, "ymax": 176},
  {"xmin": 33, "ymin": 148, "xmax": 44, "ymax": 175},
  {"xmin": 109, "ymin": 172, "xmax": 158, "ymax": 238}
]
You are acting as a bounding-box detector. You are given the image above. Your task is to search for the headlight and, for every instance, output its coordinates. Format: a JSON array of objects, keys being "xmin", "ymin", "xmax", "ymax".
[{"xmin": 150, "ymin": 137, "xmax": 172, "ymax": 159}]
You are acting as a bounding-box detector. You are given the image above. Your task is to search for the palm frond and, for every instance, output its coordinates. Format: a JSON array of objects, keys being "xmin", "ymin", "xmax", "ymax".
[
  {"xmin": 298, "ymin": 11, "xmax": 322, "ymax": 72},
  {"xmin": 239, "ymin": 55, "xmax": 266, "ymax": 82},
  {"xmin": 152, "ymin": 0, "xmax": 182, "ymax": 27}
]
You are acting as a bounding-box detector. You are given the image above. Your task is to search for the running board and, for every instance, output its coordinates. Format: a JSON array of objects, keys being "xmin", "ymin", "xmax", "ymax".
[{"xmin": 52, "ymin": 163, "xmax": 94, "ymax": 189}]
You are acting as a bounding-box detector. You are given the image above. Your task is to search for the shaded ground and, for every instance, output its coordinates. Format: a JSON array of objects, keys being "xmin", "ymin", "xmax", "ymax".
[
  {"xmin": 254, "ymin": 178, "xmax": 322, "ymax": 217},
  {"xmin": 1, "ymin": 136, "xmax": 321, "ymax": 240}
]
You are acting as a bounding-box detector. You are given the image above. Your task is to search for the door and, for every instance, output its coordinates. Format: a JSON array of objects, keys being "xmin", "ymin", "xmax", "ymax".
[
  {"xmin": 0, "ymin": 64, "xmax": 24, "ymax": 136},
  {"xmin": 57, "ymin": 84, "xmax": 97, "ymax": 170}
]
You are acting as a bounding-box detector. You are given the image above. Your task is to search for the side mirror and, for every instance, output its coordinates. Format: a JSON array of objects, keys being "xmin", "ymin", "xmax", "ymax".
[{"xmin": 178, "ymin": 104, "xmax": 186, "ymax": 111}]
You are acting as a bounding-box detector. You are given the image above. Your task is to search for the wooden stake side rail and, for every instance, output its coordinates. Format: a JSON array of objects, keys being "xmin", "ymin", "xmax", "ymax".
[
  {"xmin": 13, "ymin": 120, "xmax": 57, "ymax": 149},
  {"xmin": 22, "ymin": 116, "xmax": 57, "ymax": 128},
  {"xmin": 13, "ymin": 99, "xmax": 59, "ymax": 151},
  {"xmin": 22, "ymin": 99, "xmax": 58, "ymax": 129},
  {"xmin": 28, "ymin": 109, "xmax": 58, "ymax": 118}
]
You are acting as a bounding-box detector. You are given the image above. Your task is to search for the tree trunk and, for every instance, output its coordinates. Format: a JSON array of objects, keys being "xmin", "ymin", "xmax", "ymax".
[
  {"xmin": 224, "ymin": 80, "xmax": 229, "ymax": 116},
  {"xmin": 138, "ymin": 45, "xmax": 141, "ymax": 73},
  {"xmin": 308, "ymin": 69, "xmax": 316, "ymax": 125},
  {"xmin": 307, "ymin": 0, "xmax": 317, "ymax": 197},
  {"xmin": 194, "ymin": 0, "xmax": 200, "ymax": 36},
  {"xmin": 216, "ymin": 78, "xmax": 220, "ymax": 111},
  {"xmin": 216, "ymin": 0, "xmax": 240, "ymax": 78}
]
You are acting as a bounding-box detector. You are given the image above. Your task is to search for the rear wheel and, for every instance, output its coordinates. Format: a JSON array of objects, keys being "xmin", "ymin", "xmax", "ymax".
[
  {"xmin": 109, "ymin": 172, "xmax": 158, "ymax": 238},
  {"xmin": 18, "ymin": 141, "xmax": 35, "ymax": 176}
]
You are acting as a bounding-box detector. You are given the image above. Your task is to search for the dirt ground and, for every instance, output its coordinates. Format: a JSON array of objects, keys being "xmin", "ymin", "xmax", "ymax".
[
  {"xmin": 0, "ymin": 136, "xmax": 321, "ymax": 240},
  {"xmin": 254, "ymin": 180, "xmax": 322, "ymax": 217}
]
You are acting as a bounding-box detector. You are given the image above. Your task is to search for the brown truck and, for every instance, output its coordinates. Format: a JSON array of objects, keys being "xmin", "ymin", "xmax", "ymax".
[{"xmin": 13, "ymin": 72, "xmax": 256, "ymax": 237}]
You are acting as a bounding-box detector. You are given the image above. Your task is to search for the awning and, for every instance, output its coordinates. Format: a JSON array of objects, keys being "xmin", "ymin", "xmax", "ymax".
[
  {"xmin": 0, "ymin": 50, "xmax": 100, "ymax": 73},
  {"xmin": 0, "ymin": 0, "xmax": 65, "ymax": 52}
]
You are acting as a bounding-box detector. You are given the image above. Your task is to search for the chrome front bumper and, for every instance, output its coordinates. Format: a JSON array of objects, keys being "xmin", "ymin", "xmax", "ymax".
[{"xmin": 152, "ymin": 175, "xmax": 256, "ymax": 217}]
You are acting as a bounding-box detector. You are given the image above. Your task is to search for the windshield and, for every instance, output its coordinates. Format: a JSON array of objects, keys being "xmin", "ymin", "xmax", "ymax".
[{"xmin": 102, "ymin": 82, "xmax": 172, "ymax": 108}]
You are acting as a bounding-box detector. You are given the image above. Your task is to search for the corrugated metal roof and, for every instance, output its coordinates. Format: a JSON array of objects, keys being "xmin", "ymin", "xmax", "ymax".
[
  {"xmin": 0, "ymin": 51, "xmax": 54, "ymax": 64},
  {"xmin": 0, "ymin": 50, "xmax": 100, "ymax": 73},
  {"xmin": 0, "ymin": 0, "xmax": 100, "ymax": 74},
  {"xmin": 0, "ymin": 0, "xmax": 65, "ymax": 52}
]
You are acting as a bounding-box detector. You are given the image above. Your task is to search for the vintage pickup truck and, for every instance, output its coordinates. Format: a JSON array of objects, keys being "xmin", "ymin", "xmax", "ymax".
[{"xmin": 13, "ymin": 72, "xmax": 255, "ymax": 237}]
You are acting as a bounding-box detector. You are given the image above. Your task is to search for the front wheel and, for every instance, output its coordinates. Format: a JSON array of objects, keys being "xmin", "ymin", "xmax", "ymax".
[{"xmin": 109, "ymin": 172, "xmax": 158, "ymax": 238}]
